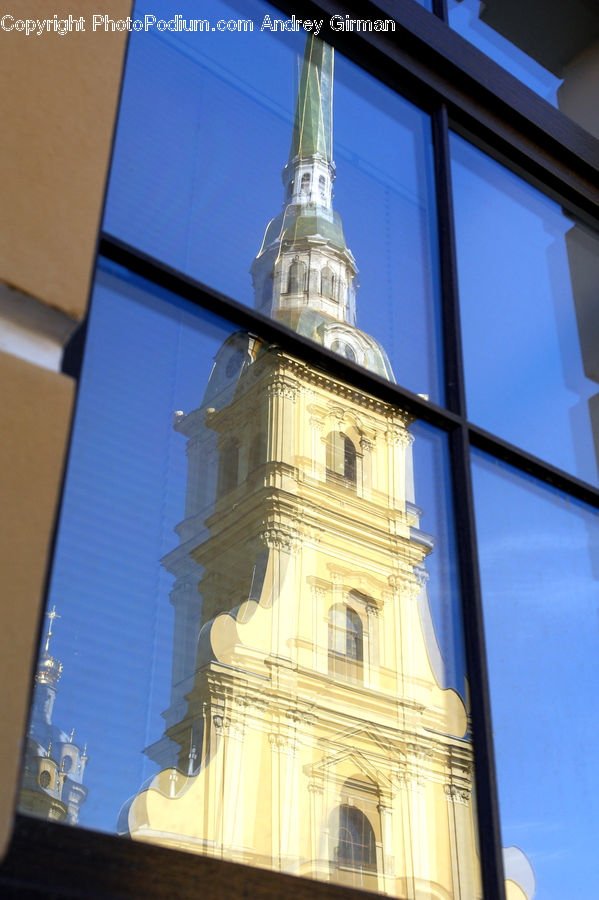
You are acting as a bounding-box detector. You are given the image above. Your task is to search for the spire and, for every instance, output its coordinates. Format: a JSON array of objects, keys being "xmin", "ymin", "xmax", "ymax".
[
  {"xmin": 36, "ymin": 605, "xmax": 64, "ymax": 687},
  {"xmin": 288, "ymin": 37, "xmax": 333, "ymax": 163},
  {"xmin": 250, "ymin": 36, "xmax": 394, "ymax": 379},
  {"xmin": 43, "ymin": 605, "xmax": 61, "ymax": 654}
]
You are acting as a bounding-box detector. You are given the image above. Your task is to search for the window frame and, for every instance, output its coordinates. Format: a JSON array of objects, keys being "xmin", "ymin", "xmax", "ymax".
[
  {"xmin": 332, "ymin": 803, "xmax": 378, "ymax": 874},
  {"xmin": 3, "ymin": 1, "xmax": 599, "ymax": 898}
]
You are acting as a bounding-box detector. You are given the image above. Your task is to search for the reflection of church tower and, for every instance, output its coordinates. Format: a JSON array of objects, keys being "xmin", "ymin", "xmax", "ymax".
[
  {"xmin": 129, "ymin": 37, "xmax": 481, "ymax": 898},
  {"xmin": 250, "ymin": 38, "xmax": 393, "ymax": 378},
  {"xmin": 20, "ymin": 607, "xmax": 88, "ymax": 823}
]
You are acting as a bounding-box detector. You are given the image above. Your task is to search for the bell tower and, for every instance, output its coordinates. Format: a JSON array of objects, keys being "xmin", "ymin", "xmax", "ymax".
[
  {"xmin": 20, "ymin": 606, "xmax": 89, "ymax": 824},
  {"xmin": 129, "ymin": 37, "xmax": 481, "ymax": 899}
]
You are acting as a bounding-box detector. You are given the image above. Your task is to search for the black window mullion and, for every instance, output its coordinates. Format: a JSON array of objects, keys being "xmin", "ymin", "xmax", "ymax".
[
  {"xmin": 98, "ymin": 233, "xmax": 461, "ymax": 432},
  {"xmin": 432, "ymin": 104, "xmax": 466, "ymax": 417},
  {"xmin": 449, "ymin": 425, "xmax": 507, "ymax": 900},
  {"xmin": 99, "ymin": 233, "xmax": 599, "ymax": 504},
  {"xmin": 431, "ymin": 0, "xmax": 448, "ymax": 23},
  {"xmin": 469, "ymin": 424, "xmax": 599, "ymax": 510},
  {"xmin": 433, "ymin": 102, "xmax": 506, "ymax": 900}
]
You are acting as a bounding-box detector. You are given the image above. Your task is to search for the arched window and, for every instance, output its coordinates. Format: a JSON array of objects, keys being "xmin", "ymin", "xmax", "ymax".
[
  {"xmin": 319, "ymin": 174, "xmax": 326, "ymax": 197},
  {"xmin": 321, "ymin": 265, "xmax": 335, "ymax": 299},
  {"xmin": 331, "ymin": 805, "xmax": 376, "ymax": 872},
  {"xmin": 326, "ymin": 431, "xmax": 357, "ymax": 488},
  {"xmin": 301, "ymin": 172, "xmax": 311, "ymax": 192},
  {"xmin": 330, "ymin": 340, "xmax": 357, "ymax": 363},
  {"xmin": 344, "ymin": 434, "xmax": 357, "ymax": 484},
  {"xmin": 39, "ymin": 770, "xmax": 52, "ymax": 789},
  {"xmin": 287, "ymin": 258, "xmax": 307, "ymax": 293},
  {"xmin": 328, "ymin": 604, "xmax": 363, "ymax": 681},
  {"xmin": 219, "ymin": 440, "xmax": 239, "ymax": 495}
]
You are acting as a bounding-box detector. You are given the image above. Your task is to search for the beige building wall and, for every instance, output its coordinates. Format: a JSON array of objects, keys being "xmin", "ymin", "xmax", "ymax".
[{"xmin": 0, "ymin": 0, "xmax": 130, "ymax": 859}]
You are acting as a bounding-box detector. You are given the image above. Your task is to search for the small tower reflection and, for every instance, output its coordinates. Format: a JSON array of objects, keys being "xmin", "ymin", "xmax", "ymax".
[{"xmin": 20, "ymin": 606, "xmax": 88, "ymax": 823}]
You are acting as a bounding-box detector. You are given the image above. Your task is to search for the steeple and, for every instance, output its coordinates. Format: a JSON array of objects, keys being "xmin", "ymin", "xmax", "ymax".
[
  {"xmin": 251, "ymin": 36, "xmax": 394, "ymax": 381},
  {"xmin": 288, "ymin": 37, "xmax": 333, "ymax": 164},
  {"xmin": 34, "ymin": 605, "xmax": 64, "ymax": 720},
  {"xmin": 279, "ymin": 35, "xmax": 337, "ymax": 212}
]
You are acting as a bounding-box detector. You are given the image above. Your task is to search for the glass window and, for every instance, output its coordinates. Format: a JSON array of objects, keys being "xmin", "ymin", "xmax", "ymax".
[
  {"xmin": 472, "ymin": 450, "xmax": 599, "ymax": 900},
  {"xmin": 19, "ymin": 258, "xmax": 478, "ymax": 897},
  {"xmin": 334, "ymin": 804, "xmax": 376, "ymax": 871},
  {"xmin": 104, "ymin": 0, "xmax": 444, "ymax": 402},
  {"xmin": 448, "ymin": 0, "xmax": 599, "ymax": 140},
  {"xmin": 451, "ymin": 132, "xmax": 599, "ymax": 486},
  {"xmin": 9, "ymin": 0, "xmax": 599, "ymax": 896},
  {"xmin": 328, "ymin": 603, "xmax": 364, "ymax": 681},
  {"xmin": 325, "ymin": 431, "xmax": 358, "ymax": 488}
]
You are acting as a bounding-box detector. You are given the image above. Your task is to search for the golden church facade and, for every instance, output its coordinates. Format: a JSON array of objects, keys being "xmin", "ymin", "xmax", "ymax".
[
  {"xmin": 130, "ymin": 345, "xmax": 479, "ymax": 898},
  {"xmin": 125, "ymin": 36, "xmax": 483, "ymax": 900}
]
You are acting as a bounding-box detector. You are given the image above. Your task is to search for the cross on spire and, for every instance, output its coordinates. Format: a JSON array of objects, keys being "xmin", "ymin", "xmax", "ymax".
[{"xmin": 43, "ymin": 605, "xmax": 61, "ymax": 654}]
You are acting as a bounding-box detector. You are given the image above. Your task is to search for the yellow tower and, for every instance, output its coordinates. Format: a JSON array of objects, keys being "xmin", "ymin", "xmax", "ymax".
[{"xmin": 128, "ymin": 37, "xmax": 482, "ymax": 899}]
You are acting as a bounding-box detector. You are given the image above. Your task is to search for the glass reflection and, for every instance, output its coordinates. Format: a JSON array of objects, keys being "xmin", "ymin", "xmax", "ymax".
[
  {"xmin": 105, "ymin": 0, "xmax": 443, "ymax": 402},
  {"xmin": 123, "ymin": 313, "xmax": 478, "ymax": 895},
  {"xmin": 448, "ymin": 0, "xmax": 562, "ymax": 105},
  {"xmin": 472, "ymin": 451, "xmax": 599, "ymax": 900},
  {"xmin": 20, "ymin": 606, "xmax": 88, "ymax": 823},
  {"xmin": 19, "ymin": 253, "xmax": 480, "ymax": 895},
  {"xmin": 448, "ymin": 0, "xmax": 599, "ymax": 139},
  {"xmin": 20, "ymin": 31, "xmax": 480, "ymax": 899},
  {"xmin": 451, "ymin": 132, "xmax": 599, "ymax": 486}
]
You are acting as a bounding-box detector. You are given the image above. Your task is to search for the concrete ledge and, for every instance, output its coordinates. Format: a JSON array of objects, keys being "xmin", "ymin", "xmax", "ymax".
[{"xmin": 0, "ymin": 351, "xmax": 75, "ymax": 859}]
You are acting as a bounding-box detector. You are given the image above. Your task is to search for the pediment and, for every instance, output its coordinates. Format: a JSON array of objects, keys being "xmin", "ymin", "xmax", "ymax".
[{"xmin": 306, "ymin": 728, "xmax": 404, "ymax": 793}]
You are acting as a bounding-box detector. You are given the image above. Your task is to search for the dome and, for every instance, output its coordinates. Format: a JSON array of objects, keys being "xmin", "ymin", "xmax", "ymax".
[
  {"xmin": 257, "ymin": 206, "xmax": 348, "ymax": 258},
  {"xmin": 36, "ymin": 652, "xmax": 63, "ymax": 686},
  {"xmin": 273, "ymin": 309, "xmax": 395, "ymax": 381}
]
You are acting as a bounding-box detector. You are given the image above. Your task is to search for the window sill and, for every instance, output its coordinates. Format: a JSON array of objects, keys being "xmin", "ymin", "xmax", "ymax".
[{"xmin": 0, "ymin": 814, "xmax": 394, "ymax": 900}]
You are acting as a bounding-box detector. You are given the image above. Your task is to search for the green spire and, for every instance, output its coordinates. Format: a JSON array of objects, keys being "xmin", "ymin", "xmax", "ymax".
[{"xmin": 288, "ymin": 37, "xmax": 334, "ymax": 162}]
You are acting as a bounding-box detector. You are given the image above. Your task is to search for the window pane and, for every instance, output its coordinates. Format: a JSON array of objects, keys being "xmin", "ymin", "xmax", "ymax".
[
  {"xmin": 448, "ymin": 0, "xmax": 599, "ymax": 140},
  {"xmin": 104, "ymin": 0, "xmax": 444, "ymax": 402},
  {"xmin": 451, "ymin": 132, "xmax": 599, "ymax": 486},
  {"xmin": 472, "ymin": 450, "xmax": 599, "ymax": 900},
  {"xmin": 19, "ymin": 259, "xmax": 479, "ymax": 897}
]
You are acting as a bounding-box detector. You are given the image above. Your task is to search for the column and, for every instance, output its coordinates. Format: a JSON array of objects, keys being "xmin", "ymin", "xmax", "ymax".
[
  {"xmin": 377, "ymin": 802, "xmax": 395, "ymax": 895},
  {"xmin": 308, "ymin": 778, "xmax": 325, "ymax": 878},
  {"xmin": 365, "ymin": 603, "xmax": 380, "ymax": 689}
]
